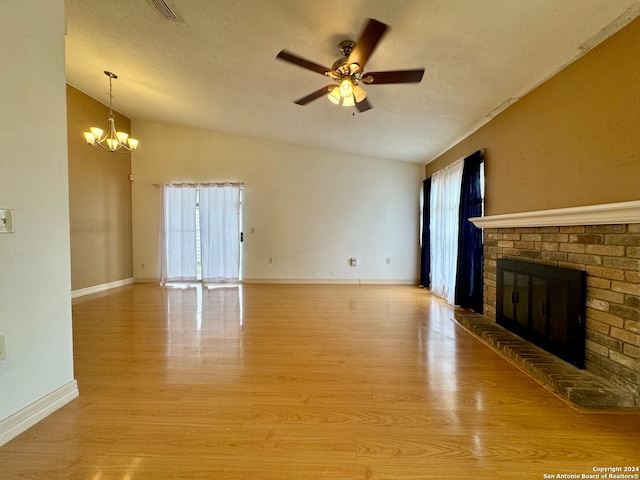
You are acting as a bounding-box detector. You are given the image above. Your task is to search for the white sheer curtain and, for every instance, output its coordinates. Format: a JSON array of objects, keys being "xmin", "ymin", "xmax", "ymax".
[
  {"xmin": 429, "ymin": 158, "xmax": 464, "ymax": 304},
  {"xmin": 160, "ymin": 184, "xmax": 198, "ymax": 283},
  {"xmin": 199, "ymin": 184, "xmax": 241, "ymax": 282}
]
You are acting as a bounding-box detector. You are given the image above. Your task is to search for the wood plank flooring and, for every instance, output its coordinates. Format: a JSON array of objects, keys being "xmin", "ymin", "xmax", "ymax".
[{"xmin": 1, "ymin": 284, "xmax": 639, "ymax": 479}]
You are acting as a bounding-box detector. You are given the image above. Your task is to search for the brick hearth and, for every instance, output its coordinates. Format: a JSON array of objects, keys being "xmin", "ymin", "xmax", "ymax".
[{"xmin": 454, "ymin": 311, "xmax": 638, "ymax": 409}]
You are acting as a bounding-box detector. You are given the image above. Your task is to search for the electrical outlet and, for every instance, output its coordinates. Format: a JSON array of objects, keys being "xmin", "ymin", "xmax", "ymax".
[
  {"xmin": 350, "ymin": 257, "xmax": 358, "ymax": 266},
  {"xmin": 268, "ymin": 256, "xmax": 274, "ymax": 264},
  {"xmin": 386, "ymin": 257, "xmax": 391, "ymax": 264},
  {"xmin": 0, "ymin": 336, "xmax": 6, "ymax": 361}
]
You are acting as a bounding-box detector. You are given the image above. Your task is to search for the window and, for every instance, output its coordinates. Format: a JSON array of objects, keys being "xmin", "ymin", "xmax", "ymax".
[
  {"xmin": 429, "ymin": 159, "xmax": 464, "ymax": 304},
  {"xmin": 423, "ymin": 149, "xmax": 485, "ymax": 312}
]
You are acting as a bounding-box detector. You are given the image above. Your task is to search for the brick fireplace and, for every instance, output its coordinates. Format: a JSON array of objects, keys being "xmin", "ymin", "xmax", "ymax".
[{"xmin": 471, "ymin": 201, "xmax": 640, "ymax": 397}]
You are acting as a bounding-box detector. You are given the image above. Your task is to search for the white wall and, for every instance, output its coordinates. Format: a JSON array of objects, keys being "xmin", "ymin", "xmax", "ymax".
[
  {"xmin": 0, "ymin": 0, "xmax": 76, "ymax": 438},
  {"xmin": 132, "ymin": 121, "xmax": 424, "ymax": 284}
]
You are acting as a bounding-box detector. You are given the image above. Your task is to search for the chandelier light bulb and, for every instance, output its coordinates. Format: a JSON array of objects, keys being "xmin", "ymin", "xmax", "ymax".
[
  {"xmin": 116, "ymin": 131, "xmax": 129, "ymax": 144},
  {"xmin": 106, "ymin": 138, "xmax": 119, "ymax": 151},
  {"xmin": 83, "ymin": 132, "xmax": 96, "ymax": 144},
  {"xmin": 90, "ymin": 127, "xmax": 104, "ymax": 140}
]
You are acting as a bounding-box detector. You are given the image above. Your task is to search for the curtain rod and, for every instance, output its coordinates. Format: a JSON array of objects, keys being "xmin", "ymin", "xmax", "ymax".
[{"xmin": 152, "ymin": 182, "xmax": 244, "ymax": 188}]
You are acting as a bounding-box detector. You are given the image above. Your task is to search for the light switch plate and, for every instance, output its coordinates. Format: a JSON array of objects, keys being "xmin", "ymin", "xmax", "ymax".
[{"xmin": 0, "ymin": 209, "xmax": 14, "ymax": 233}]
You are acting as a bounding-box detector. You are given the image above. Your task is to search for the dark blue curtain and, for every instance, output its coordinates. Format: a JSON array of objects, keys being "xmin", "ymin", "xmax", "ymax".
[
  {"xmin": 455, "ymin": 150, "xmax": 484, "ymax": 312},
  {"xmin": 419, "ymin": 178, "xmax": 431, "ymax": 288}
]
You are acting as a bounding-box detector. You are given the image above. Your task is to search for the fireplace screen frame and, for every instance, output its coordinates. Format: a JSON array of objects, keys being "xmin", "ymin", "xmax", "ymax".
[{"xmin": 496, "ymin": 258, "xmax": 586, "ymax": 368}]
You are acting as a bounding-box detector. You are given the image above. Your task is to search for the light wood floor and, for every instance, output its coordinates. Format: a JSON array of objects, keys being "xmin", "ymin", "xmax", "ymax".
[{"xmin": 1, "ymin": 284, "xmax": 639, "ymax": 479}]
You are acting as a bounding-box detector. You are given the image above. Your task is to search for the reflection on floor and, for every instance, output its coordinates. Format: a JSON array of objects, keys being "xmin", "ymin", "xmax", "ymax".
[{"xmin": 1, "ymin": 283, "xmax": 639, "ymax": 479}]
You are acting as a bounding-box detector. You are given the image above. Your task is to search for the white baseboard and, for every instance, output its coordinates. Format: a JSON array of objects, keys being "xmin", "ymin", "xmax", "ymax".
[
  {"xmin": 71, "ymin": 278, "xmax": 134, "ymax": 298},
  {"xmin": 132, "ymin": 277, "xmax": 159, "ymax": 284},
  {"xmin": 0, "ymin": 380, "xmax": 79, "ymax": 447},
  {"xmin": 137, "ymin": 278, "xmax": 419, "ymax": 286},
  {"xmin": 243, "ymin": 278, "xmax": 418, "ymax": 285},
  {"xmin": 358, "ymin": 279, "xmax": 418, "ymax": 285},
  {"xmin": 94, "ymin": 277, "xmax": 419, "ymax": 287}
]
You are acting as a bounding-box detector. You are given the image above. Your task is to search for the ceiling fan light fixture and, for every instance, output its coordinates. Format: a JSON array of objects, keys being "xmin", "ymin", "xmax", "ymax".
[
  {"xmin": 338, "ymin": 77, "xmax": 354, "ymax": 97},
  {"xmin": 353, "ymin": 84, "xmax": 367, "ymax": 103},
  {"xmin": 327, "ymin": 86, "xmax": 341, "ymax": 104},
  {"xmin": 342, "ymin": 95, "xmax": 355, "ymax": 107}
]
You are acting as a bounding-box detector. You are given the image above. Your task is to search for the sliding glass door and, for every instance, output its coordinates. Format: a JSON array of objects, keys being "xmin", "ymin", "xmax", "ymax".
[
  {"xmin": 161, "ymin": 183, "xmax": 242, "ymax": 284},
  {"xmin": 161, "ymin": 185, "xmax": 198, "ymax": 282},
  {"xmin": 199, "ymin": 184, "xmax": 242, "ymax": 282}
]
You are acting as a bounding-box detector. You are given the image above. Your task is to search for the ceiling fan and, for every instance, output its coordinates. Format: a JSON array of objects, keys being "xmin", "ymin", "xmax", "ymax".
[{"xmin": 276, "ymin": 18, "xmax": 425, "ymax": 112}]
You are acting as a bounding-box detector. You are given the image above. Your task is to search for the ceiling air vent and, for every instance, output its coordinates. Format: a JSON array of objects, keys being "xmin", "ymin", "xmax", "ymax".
[{"xmin": 147, "ymin": 0, "xmax": 184, "ymax": 22}]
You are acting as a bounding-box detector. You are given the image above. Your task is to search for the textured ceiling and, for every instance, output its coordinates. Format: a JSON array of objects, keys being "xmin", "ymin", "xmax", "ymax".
[{"xmin": 64, "ymin": 0, "xmax": 640, "ymax": 164}]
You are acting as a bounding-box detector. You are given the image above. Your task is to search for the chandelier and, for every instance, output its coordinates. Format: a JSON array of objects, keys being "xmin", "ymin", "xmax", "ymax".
[{"xmin": 83, "ymin": 71, "xmax": 139, "ymax": 153}]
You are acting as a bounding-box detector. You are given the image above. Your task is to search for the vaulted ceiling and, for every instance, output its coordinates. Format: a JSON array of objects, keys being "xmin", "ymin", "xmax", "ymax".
[{"xmin": 64, "ymin": 0, "xmax": 640, "ymax": 164}]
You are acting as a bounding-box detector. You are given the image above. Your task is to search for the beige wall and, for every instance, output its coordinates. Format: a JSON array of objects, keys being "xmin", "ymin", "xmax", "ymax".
[
  {"xmin": 131, "ymin": 121, "xmax": 424, "ymax": 284},
  {"xmin": 426, "ymin": 16, "xmax": 640, "ymax": 215},
  {"xmin": 66, "ymin": 85, "xmax": 133, "ymax": 291}
]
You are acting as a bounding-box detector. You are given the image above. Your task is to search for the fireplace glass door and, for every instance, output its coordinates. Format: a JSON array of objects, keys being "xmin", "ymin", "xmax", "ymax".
[{"xmin": 496, "ymin": 259, "xmax": 586, "ymax": 368}]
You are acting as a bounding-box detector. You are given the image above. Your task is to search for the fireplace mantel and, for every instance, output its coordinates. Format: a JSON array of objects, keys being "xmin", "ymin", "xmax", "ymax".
[{"xmin": 470, "ymin": 200, "xmax": 640, "ymax": 228}]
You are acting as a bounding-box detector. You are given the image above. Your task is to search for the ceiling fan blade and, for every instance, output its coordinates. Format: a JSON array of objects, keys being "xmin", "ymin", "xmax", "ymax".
[
  {"xmin": 355, "ymin": 97, "xmax": 373, "ymax": 113},
  {"xmin": 276, "ymin": 50, "xmax": 330, "ymax": 75},
  {"xmin": 361, "ymin": 69, "xmax": 425, "ymax": 84},
  {"xmin": 294, "ymin": 85, "xmax": 334, "ymax": 105},
  {"xmin": 347, "ymin": 18, "xmax": 388, "ymax": 73}
]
